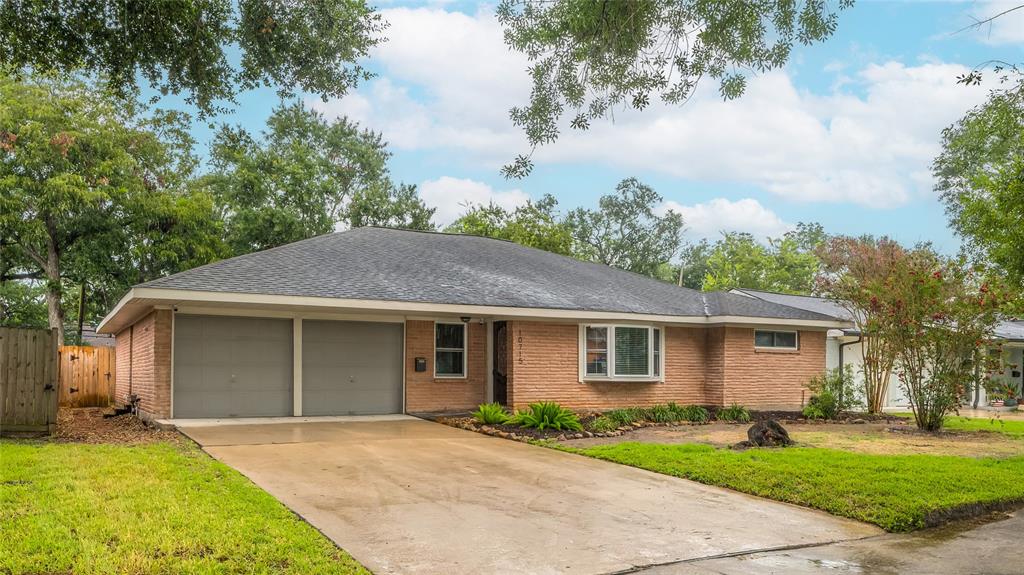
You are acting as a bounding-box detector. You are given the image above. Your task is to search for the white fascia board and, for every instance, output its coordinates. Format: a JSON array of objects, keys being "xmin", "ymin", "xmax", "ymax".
[{"xmin": 98, "ymin": 287, "xmax": 853, "ymax": 333}]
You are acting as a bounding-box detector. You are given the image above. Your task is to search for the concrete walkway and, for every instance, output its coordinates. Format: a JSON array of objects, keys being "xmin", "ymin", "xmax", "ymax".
[{"xmin": 180, "ymin": 419, "xmax": 879, "ymax": 575}]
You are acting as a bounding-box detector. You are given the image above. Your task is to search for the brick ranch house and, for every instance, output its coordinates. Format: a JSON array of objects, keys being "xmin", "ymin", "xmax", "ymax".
[{"xmin": 96, "ymin": 227, "xmax": 850, "ymax": 421}]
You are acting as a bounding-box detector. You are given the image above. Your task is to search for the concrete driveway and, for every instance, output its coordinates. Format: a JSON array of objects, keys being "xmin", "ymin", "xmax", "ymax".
[{"xmin": 180, "ymin": 418, "xmax": 880, "ymax": 575}]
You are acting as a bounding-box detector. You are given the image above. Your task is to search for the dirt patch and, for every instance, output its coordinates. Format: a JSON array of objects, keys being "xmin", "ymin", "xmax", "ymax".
[
  {"xmin": 54, "ymin": 407, "xmax": 183, "ymax": 445},
  {"xmin": 563, "ymin": 420, "xmax": 1024, "ymax": 458}
]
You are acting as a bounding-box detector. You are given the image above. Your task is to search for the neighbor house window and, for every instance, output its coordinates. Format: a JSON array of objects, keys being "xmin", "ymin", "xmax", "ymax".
[
  {"xmin": 754, "ymin": 330, "xmax": 798, "ymax": 350},
  {"xmin": 435, "ymin": 322, "xmax": 466, "ymax": 377},
  {"xmin": 582, "ymin": 325, "xmax": 661, "ymax": 380}
]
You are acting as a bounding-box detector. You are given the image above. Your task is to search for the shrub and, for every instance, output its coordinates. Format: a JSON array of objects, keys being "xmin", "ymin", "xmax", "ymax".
[
  {"xmin": 718, "ymin": 404, "xmax": 751, "ymax": 423},
  {"xmin": 586, "ymin": 416, "xmax": 619, "ymax": 433},
  {"xmin": 803, "ymin": 390, "xmax": 838, "ymax": 420},
  {"xmin": 805, "ymin": 366, "xmax": 861, "ymax": 418},
  {"xmin": 604, "ymin": 408, "xmax": 638, "ymax": 426},
  {"xmin": 472, "ymin": 402, "xmax": 509, "ymax": 425},
  {"xmin": 645, "ymin": 404, "xmax": 676, "ymax": 423},
  {"xmin": 510, "ymin": 402, "xmax": 582, "ymax": 432},
  {"xmin": 668, "ymin": 403, "xmax": 710, "ymax": 423}
]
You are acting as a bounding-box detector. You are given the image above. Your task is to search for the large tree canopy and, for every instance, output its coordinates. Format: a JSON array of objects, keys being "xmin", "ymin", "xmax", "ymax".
[
  {"xmin": 567, "ymin": 178, "xmax": 683, "ymax": 278},
  {"xmin": 202, "ymin": 102, "xmax": 431, "ymax": 255},
  {"xmin": 0, "ymin": 0, "xmax": 385, "ymax": 116},
  {"xmin": 702, "ymin": 223, "xmax": 825, "ymax": 293},
  {"xmin": 497, "ymin": 0, "xmax": 852, "ymax": 177},
  {"xmin": 935, "ymin": 86, "xmax": 1024, "ymax": 289},
  {"xmin": 446, "ymin": 194, "xmax": 573, "ymax": 255},
  {"xmin": 0, "ymin": 76, "xmax": 225, "ymax": 342}
]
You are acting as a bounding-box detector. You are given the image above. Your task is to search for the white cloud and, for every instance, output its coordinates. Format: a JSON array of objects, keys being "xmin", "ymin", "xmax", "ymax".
[
  {"xmin": 661, "ymin": 198, "xmax": 793, "ymax": 241},
  {"xmin": 419, "ymin": 176, "xmax": 530, "ymax": 226},
  {"xmin": 966, "ymin": 1, "xmax": 1024, "ymax": 45},
  {"xmin": 312, "ymin": 6, "xmax": 990, "ymax": 208}
]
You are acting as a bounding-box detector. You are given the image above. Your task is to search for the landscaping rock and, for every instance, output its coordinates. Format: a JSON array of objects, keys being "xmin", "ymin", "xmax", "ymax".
[
  {"xmin": 746, "ymin": 419, "xmax": 793, "ymax": 447},
  {"xmin": 851, "ymin": 418, "xmax": 867, "ymax": 425}
]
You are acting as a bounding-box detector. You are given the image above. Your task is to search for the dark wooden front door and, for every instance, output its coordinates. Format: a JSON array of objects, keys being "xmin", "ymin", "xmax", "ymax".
[{"xmin": 493, "ymin": 321, "xmax": 508, "ymax": 406}]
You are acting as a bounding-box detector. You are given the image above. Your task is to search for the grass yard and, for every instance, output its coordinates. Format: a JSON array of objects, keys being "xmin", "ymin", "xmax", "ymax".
[
  {"xmin": 0, "ymin": 440, "xmax": 368, "ymax": 574},
  {"xmin": 567, "ymin": 442, "xmax": 1024, "ymax": 532},
  {"xmin": 939, "ymin": 416, "xmax": 1024, "ymax": 439}
]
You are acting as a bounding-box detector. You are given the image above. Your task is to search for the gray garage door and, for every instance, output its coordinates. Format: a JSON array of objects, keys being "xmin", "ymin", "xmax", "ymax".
[
  {"xmin": 173, "ymin": 315, "xmax": 293, "ymax": 418},
  {"xmin": 302, "ymin": 320, "xmax": 403, "ymax": 415}
]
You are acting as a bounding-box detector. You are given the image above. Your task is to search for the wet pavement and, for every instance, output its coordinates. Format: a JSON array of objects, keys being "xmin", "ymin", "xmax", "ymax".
[{"xmin": 643, "ymin": 511, "xmax": 1023, "ymax": 574}]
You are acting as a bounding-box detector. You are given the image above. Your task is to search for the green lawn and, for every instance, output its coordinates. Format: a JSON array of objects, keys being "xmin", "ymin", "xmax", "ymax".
[
  {"xmin": 569, "ymin": 442, "xmax": 1024, "ymax": 532},
  {"xmin": 942, "ymin": 416, "xmax": 1024, "ymax": 439},
  {"xmin": 0, "ymin": 441, "xmax": 368, "ymax": 574}
]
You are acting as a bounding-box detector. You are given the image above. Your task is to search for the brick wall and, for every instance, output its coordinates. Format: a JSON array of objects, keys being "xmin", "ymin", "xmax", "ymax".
[
  {"xmin": 506, "ymin": 321, "xmax": 708, "ymax": 411},
  {"xmin": 112, "ymin": 309, "xmax": 172, "ymax": 419},
  {"xmin": 404, "ymin": 320, "xmax": 487, "ymax": 412},
  {"xmin": 718, "ymin": 327, "xmax": 826, "ymax": 409}
]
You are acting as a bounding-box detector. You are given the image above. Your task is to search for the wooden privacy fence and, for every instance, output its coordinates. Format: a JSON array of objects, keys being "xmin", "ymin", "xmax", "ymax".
[
  {"xmin": 0, "ymin": 327, "xmax": 59, "ymax": 435},
  {"xmin": 59, "ymin": 345, "xmax": 116, "ymax": 407}
]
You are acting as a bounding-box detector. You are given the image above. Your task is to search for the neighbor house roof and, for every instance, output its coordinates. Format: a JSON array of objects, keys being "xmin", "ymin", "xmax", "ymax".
[
  {"xmin": 730, "ymin": 288, "xmax": 853, "ymax": 322},
  {"xmin": 735, "ymin": 288, "xmax": 1024, "ymax": 343},
  {"xmin": 99, "ymin": 228, "xmax": 847, "ymax": 333}
]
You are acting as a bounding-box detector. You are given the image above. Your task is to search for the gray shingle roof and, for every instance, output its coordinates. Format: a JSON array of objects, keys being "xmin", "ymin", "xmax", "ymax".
[
  {"xmin": 732, "ymin": 289, "xmax": 853, "ymax": 321},
  {"xmin": 995, "ymin": 320, "xmax": 1024, "ymax": 342},
  {"xmin": 140, "ymin": 228, "xmax": 838, "ymax": 321}
]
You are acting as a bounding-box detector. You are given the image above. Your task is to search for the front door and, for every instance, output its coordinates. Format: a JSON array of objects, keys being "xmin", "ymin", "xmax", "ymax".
[{"xmin": 492, "ymin": 321, "xmax": 508, "ymax": 406}]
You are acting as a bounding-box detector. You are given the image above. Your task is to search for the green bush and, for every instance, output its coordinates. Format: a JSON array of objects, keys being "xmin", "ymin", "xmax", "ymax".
[
  {"xmin": 668, "ymin": 403, "xmax": 710, "ymax": 423},
  {"xmin": 718, "ymin": 403, "xmax": 751, "ymax": 423},
  {"xmin": 803, "ymin": 390, "xmax": 838, "ymax": 420},
  {"xmin": 645, "ymin": 404, "xmax": 676, "ymax": 423},
  {"xmin": 586, "ymin": 415, "xmax": 619, "ymax": 433},
  {"xmin": 805, "ymin": 366, "xmax": 861, "ymax": 418},
  {"xmin": 605, "ymin": 408, "xmax": 638, "ymax": 426},
  {"xmin": 510, "ymin": 402, "xmax": 582, "ymax": 432},
  {"xmin": 472, "ymin": 402, "xmax": 509, "ymax": 424}
]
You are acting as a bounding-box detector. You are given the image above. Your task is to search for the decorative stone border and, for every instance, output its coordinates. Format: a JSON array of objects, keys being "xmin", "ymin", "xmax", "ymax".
[{"xmin": 437, "ymin": 416, "xmax": 706, "ymax": 443}]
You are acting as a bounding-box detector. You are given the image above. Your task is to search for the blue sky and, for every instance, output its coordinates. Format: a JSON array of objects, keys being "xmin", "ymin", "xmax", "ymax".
[{"xmin": 162, "ymin": 1, "xmax": 1024, "ymax": 254}]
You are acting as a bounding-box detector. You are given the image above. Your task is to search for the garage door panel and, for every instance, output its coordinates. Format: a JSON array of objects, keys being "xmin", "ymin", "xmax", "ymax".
[
  {"xmin": 302, "ymin": 320, "xmax": 402, "ymax": 415},
  {"xmin": 173, "ymin": 315, "xmax": 292, "ymax": 418}
]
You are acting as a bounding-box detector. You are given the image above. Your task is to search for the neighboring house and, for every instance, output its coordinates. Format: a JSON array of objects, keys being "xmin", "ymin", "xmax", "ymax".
[
  {"xmin": 732, "ymin": 288, "xmax": 1024, "ymax": 410},
  {"xmin": 97, "ymin": 228, "xmax": 848, "ymax": 421}
]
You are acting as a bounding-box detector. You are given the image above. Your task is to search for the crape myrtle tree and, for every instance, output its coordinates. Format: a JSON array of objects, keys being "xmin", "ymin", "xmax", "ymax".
[
  {"xmin": 876, "ymin": 249, "xmax": 1006, "ymax": 431},
  {"xmin": 497, "ymin": 0, "xmax": 853, "ymax": 177},
  {"xmin": 0, "ymin": 0, "xmax": 384, "ymax": 117},
  {"xmin": 816, "ymin": 236, "xmax": 906, "ymax": 413},
  {"xmin": 0, "ymin": 76, "xmax": 225, "ymax": 342}
]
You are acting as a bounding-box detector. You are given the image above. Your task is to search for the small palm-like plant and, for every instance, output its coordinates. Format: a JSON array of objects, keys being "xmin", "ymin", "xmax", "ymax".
[
  {"xmin": 718, "ymin": 403, "xmax": 751, "ymax": 423},
  {"xmin": 472, "ymin": 402, "xmax": 510, "ymax": 424},
  {"xmin": 510, "ymin": 401, "xmax": 582, "ymax": 431},
  {"xmin": 668, "ymin": 403, "xmax": 710, "ymax": 423}
]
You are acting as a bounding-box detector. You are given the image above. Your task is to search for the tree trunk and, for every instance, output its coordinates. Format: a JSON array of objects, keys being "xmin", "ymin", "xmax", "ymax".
[{"xmin": 44, "ymin": 217, "xmax": 65, "ymax": 344}]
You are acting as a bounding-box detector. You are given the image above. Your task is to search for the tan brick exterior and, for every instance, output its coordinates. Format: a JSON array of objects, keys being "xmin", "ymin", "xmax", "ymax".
[
  {"xmin": 109, "ymin": 310, "xmax": 826, "ymax": 418},
  {"xmin": 505, "ymin": 322, "xmax": 709, "ymax": 411},
  {"xmin": 504, "ymin": 322, "xmax": 826, "ymax": 411},
  {"xmin": 404, "ymin": 320, "xmax": 487, "ymax": 412},
  {"xmin": 113, "ymin": 309, "xmax": 172, "ymax": 419},
  {"xmin": 714, "ymin": 327, "xmax": 826, "ymax": 409}
]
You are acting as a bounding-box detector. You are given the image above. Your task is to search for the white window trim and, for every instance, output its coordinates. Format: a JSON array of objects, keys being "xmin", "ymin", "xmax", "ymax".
[
  {"xmin": 578, "ymin": 324, "xmax": 662, "ymax": 382},
  {"xmin": 754, "ymin": 329, "xmax": 799, "ymax": 350},
  {"xmin": 434, "ymin": 321, "xmax": 468, "ymax": 379}
]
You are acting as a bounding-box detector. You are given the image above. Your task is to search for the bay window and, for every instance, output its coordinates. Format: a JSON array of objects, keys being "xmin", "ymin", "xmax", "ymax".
[{"xmin": 581, "ymin": 325, "xmax": 663, "ymax": 380}]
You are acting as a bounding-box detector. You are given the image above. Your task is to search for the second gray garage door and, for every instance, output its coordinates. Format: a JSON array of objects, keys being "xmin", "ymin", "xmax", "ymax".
[{"xmin": 302, "ymin": 320, "xmax": 403, "ymax": 415}]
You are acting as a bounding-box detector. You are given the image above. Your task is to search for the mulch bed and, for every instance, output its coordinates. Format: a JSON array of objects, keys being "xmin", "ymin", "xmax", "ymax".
[
  {"xmin": 438, "ymin": 414, "xmax": 706, "ymax": 442},
  {"xmin": 54, "ymin": 407, "xmax": 183, "ymax": 445}
]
